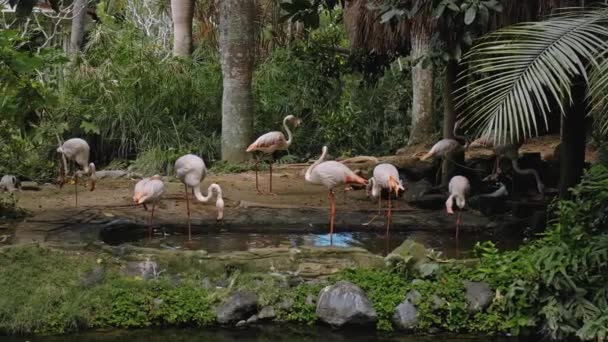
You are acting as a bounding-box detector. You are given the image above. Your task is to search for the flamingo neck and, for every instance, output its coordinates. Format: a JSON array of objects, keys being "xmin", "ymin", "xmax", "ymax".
[
  {"xmin": 305, "ymin": 146, "xmax": 328, "ymax": 182},
  {"xmin": 453, "ymin": 121, "xmax": 468, "ymax": 147},
  {"xmin": 283, "ymin": 116, "xmax": 294, "ymax": 147},
  {"xmin": 510, "ymin": 159, "xmax": 544, "ymax": 193},
  {"xmin": 88, "ymin": 163, "xmax": 97, "ymax": 180},
  {"xmin": 193, "ymin": 183, "xmax": 220, "ymax": 203}
]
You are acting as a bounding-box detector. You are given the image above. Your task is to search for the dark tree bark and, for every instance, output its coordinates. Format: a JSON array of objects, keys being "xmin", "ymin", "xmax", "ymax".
[
  {"xmin": 441, "ymin": 60, "xmax": 464, "ymax": 188},
  {"xmin": 171, "ymin": 0, "xmax": 194, "ymax": 57},
  {"xmin": 219, "ymin": 0, "xmax": 255, "ymax": 163},
  {"xmin": 68, "ymin": 0, "xmax": 88, "ymax": 59},
  {"xmin": 559, "ymin": 77, "xmax": 588, "ymax": 198},
  {"xmin": 408, "ymin": 21, "xmax": 435, "ymax": 146}
]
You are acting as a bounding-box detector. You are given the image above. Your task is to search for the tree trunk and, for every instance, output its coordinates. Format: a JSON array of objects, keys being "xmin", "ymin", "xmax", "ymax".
[
  {"xmin": 68, "ymin": 0, "xmax": 88, "ymax": 59},
  {"xmin": 220, "ymin": 0, "xmax": 255, "ymax": 163},
  {"xmin": 559, "ymin": 78, "xmax": 587, "ymax": 198},
  {"xmin": 171, "ymin": 0, "xmax": 194, "ymax": 57},
  {"xmin": 408, "ymin": 23, "xmax": 435, "ymax": 146},
  {"xmin": 441, "ymin": 60, "xmax": 461, "ymax": 187}
]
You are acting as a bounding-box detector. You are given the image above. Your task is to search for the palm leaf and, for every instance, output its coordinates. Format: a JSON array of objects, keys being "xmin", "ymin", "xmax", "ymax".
[
  {"xmin": 588, "ymin": 54, "xmax": 608, "ymax": 134},
  {"xmin": 457, "ymin": 8, "xmax": 608, "ymax": 144}
]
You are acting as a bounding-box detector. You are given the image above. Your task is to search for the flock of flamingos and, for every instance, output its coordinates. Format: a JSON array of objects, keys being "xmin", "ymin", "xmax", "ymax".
[{"xmin": 52, "ymin": 114, "xmax": 545, "ymax": 244}]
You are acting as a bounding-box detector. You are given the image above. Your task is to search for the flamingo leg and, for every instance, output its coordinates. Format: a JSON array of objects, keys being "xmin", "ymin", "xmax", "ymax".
[
  {"xmin": 149, "ymin": 204, "xmax": 156, "ymax": 240},
  {"xmin": 386, "ymin": 192, "xmax": 392, "ymax": 235},
  {"xmin": 74, "ymin": 174, "xmax": 78, "ymax": 207},
  {"xmin": 255, "ymin": 156, "xmax": 262, "ymax": 194},
  {"xmin": 185, "ymin": 184, "xmax": 191, "ymax": 241},
  {"xmin": 455, "ymin": 210, "xmax": 462, "ymax": 239},
  {"xmin": 269, "ymin": 159, "xmax": 273, "ymax": 194},
  {"xmin": 329, "ymin": 190, "xmax": 336, "ymax": 245}
]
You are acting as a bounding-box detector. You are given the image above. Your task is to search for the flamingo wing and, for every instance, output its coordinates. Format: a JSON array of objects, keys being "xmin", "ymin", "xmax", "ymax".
[{"xmin": 246, "ymin": 131, "xmax": 286, "ymax": 152}]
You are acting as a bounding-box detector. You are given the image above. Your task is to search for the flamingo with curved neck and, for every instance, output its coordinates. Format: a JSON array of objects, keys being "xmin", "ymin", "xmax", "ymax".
[
  {"xmin": 247, "ymin": 114, "xmax": 301, "ymax": 194},
  {"xmin": 57, "ymin": 138, "xmax": 97, "ymax": 206}
]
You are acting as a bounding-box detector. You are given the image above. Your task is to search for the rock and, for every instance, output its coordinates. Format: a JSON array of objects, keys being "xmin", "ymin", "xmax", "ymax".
[
  {"xmin": 246, "ymin": 315, "xmax": 258, "ymax": 324},
  {"xmin": 235, "ymin": 320, "xmax": 247, "ymax": 328},
  {"xmin": 385, "ymin": 240, "xmax": 437, "ymax": 277},
  {"xmin": 464, "ymin": 281, "xmax": 494, "ymax": 313},
  {"xmin": 393, "ymin": 299, "xmax": 418, "ymax": 331},
  {"xmin": 20, "ymin": 181, "xmax": 39, "ymax": 191},
  {"xmin": 315, "ymin": 281, "xmax": 377, "ymax": 327},
  {"xmin": 431, "ymin": 295, "xmax": 446, "ymax": 310},
  {"xmin": 95, "ymin": 170, "xmax": 128, "ymax": 179},
  {"xmin": 81, "ymin": 266, "xmax": 105, "ymax": 287},
  {"xmin": 125, "ymin": 259, "xmax": 159, "ymax": 280},
  {"xmin": 216, "ymin": 291, "xmax": 259, "ymax": 325},
  {"xmin": 305, "ymin": 294, "xmax": 316, "ymax": 306},
  {"xmin": 278, "ymin": 298, "xmax": 294, "ymax": 311},
  {"xmin": 258, "ymin": 306, "xmax": 276, "ymax": 320},
  {"xmin": 403, "ymin": 180, "xmax": 433, "ymax": 202},
  {"xmin": 405, "ymin": 290, "xmax": 422, "ymax": 304}
]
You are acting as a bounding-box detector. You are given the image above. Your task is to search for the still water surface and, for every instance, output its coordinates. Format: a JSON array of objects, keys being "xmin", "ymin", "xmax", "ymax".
[{"xmin": 1, "ymin": 326, "xmax": 535, "ymax": 342}]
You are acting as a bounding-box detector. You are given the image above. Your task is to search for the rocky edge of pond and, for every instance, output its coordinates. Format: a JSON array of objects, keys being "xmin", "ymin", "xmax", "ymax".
[{"xmin": 107, "ymin": 238, "xmax": 493, "ymax": 330}]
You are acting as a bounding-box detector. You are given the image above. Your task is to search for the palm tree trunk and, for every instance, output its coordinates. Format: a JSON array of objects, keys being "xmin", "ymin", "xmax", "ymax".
[
  {"xmin": 559, "ymin": 77, "xmax": 588, "ymax": 198},
  {"xmin": 441, "ymin": 60, "xmax": 462, "ymax": 187},
  {"xmin": 171, "ymin": 0, "xmax": 194, "ymax": 57},
  {"xmin": 408, "ymin": 21, "xmax": 435, "ymax": 146},
  {"xmin": 68, "ymin": 0, "xmax": 88, "ymax": 59},
  {"xmin": 220, "ymin": 0, "xmax": 255, "ymax": 163}
]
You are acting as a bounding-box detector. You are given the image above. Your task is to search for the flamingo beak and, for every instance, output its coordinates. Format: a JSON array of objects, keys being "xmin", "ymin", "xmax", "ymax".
[{"xmin": 89, "ymin": 179, "xmax": 96, "ymax": 192}]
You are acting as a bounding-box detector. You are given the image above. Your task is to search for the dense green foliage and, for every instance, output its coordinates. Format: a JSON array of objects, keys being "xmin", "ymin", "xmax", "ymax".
[{"xmin": 2, "ymin": 8, "xmax": 414, "ymax": 178}]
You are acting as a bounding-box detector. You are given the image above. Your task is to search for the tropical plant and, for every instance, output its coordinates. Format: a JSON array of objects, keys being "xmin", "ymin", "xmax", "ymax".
[{"xmin": 458, "ymin": 6, "xmax": 608, "ymax": 142}]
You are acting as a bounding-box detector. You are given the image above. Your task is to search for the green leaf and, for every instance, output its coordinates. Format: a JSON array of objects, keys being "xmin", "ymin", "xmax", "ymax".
[{"xmin": 464, "ymin": 5, "xmax": 477, "ymax": 25}]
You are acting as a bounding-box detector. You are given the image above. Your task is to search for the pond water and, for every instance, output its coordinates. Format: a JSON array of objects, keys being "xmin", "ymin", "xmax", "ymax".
[
  {"xmin": 1, "ymin": 326, "xmax": 535, "ymax": 342},
  {"xmin": 101, "ymin": 225, "xmax": 526, "ymax": 258}
]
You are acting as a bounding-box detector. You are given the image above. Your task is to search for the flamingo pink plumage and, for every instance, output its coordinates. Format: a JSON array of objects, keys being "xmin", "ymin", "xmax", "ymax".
[
  {"xmin": 367, "ymin": 163, "xmax": 405, "ymax": 233},
  {"xmin": 57, "ymin": 138, "xmax": 97, "ymax": 206},
  {"xmin": 445, "ymin": 175, "xmax": 470, "ymax": 238},
  {"xmin": 305, "ymin": 146, "xmax": 368, "ymax": 244},
  {"xmin": 132, "ymin": 175, "xmax": 164, "ymax": 240},
  {"xmin": 175, "ymin": 154, "xmax": 225, "ymax": 241},
  {"xmin": 246, "ymin": 115, "xmax": 301, "ymax": 194}
]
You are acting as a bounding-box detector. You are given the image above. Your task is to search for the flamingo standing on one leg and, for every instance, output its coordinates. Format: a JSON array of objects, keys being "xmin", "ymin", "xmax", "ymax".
[
  {"xmin": 246, "ymin": 115, "xmax": 301, "ymax": 194},
  {"xmin": 132, "ymin": 175, "xmax": 164, "ymax": 240},
  {"xmin": 57, "ymin": 138, "xmax": 97, "ymax": 206},
  {"xmin": 366, "ymin": 163, "xmax": 405, "ymax": 233},
  {"xmin": 445, "ymin": 175, "xmax": 470, "ymax": 239},
  {"xmin": 305, "ymin": 146, "xmax": 368, "ymax": 244},
  {"xmin": 174, "ymin": 154, "xmax": 225, "ymax": 241}
]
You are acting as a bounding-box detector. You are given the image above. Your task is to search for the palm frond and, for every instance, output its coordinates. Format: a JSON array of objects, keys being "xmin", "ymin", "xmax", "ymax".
[
  {"xmin": 457, "ymin": 7, "xmax": 608, "ymax": 144},
  {"xmin": 588, "ymin": 54, "xmax": 608, "ymax": 134}
]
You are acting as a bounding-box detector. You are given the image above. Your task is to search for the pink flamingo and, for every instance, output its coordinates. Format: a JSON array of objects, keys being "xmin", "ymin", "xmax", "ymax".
[
  {"xmin": 246, "ymin": 115, "xmax": 301, "ymax": 194},
  {"xmin": 174, "ymin": 154, "xmax": 225, "ymax": 241},
  {"xmin": 57, "ymin": 138, "xmax": 97, "ymax": 206},
  {"xmin": 445, "ymin": 175, "xmax": 470, "ymax": 239},
  {"xmin": 416, "ymin": 122, "xmax": 469, "ymax": 184},
  {"xmin": 470, "ymin": 135, "xmax": 544, "ymax": 194},
  {"xmin": 132, "ymin": 175, "xmax": 164, "ymax": 240},
  {"xmin": 305, "ymin": 146, "xmax": 368, "ymax": 244},
  {"xmin": 366, "ymin": 163, "xmax": 405, "ymax": 232}
]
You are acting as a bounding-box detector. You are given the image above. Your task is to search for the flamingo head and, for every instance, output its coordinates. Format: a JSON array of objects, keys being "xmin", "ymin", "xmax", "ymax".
[
  {"xmin": 133, "ymin": 192, "xmax": 142, "ymax": 204},
  {"xmin": 286, "ymin": 115, "xmax": 301, "ymax": 128},
  {"xmin": 388, "ymin": 176, "xmax": 404, "ymax": 196},
  {"xmin": 445, "ymin": 196, "xmax": 455, "ymax": 215},
  {"xmin": 216, "ymin": 197, "xmax": 225, "ymax": 221}
]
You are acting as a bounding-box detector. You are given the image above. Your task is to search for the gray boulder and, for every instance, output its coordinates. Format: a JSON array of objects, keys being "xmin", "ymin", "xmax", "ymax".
[
  {"xmin": 95, "ymin": 170, "xmax": 128, "ymax": 179},
  {"xmin": 216, "ymin": 291, "xmax": 259, "ymax": 325},
  {"xmin": 393, "ymin": 300, "xmax": 418, "ymax": 330},
  {"xmin": 464, "ymin": 281, "xmax": 494, "ymax": 313},
  {"xmin": 20, "ymin": 181, "xmax": 39, "ymax": 191},
  {"xmin": 258, "ymin": 306, "xmax": 276, "ymax": 320},
  {"xmin": 316, "ymin": 281, "xmax": 377, "ymax": 327}
]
